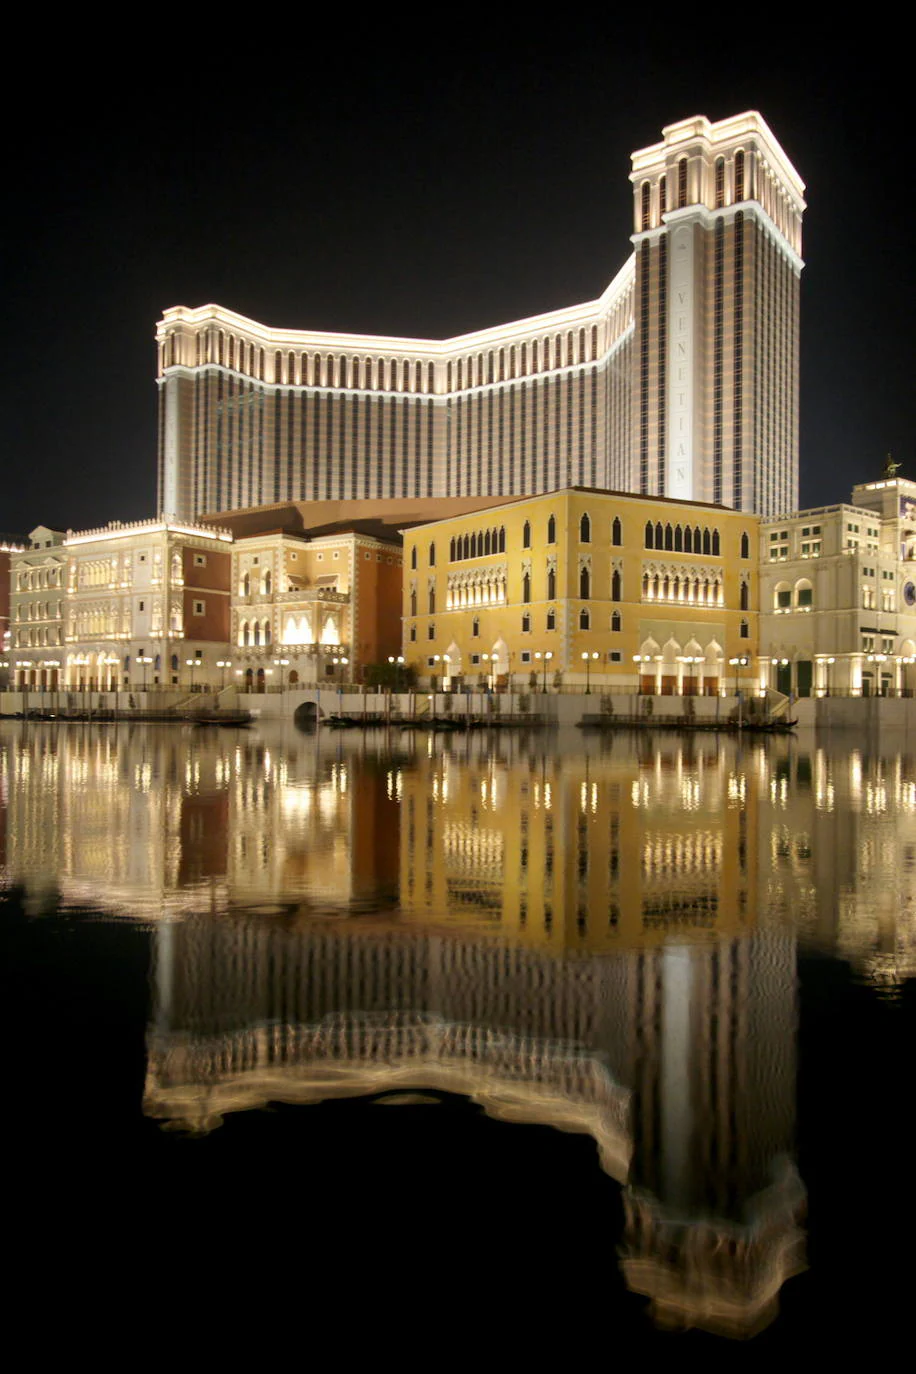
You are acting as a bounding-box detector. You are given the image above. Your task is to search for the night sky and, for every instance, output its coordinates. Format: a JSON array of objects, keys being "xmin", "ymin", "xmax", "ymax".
[{"xmin": 3, "ymin": 29, "xmax": 908, "ymax": 538}]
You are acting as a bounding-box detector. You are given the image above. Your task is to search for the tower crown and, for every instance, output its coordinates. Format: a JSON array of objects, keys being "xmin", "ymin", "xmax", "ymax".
[{"xmin": 630, "ymin": 111, "xmax": 805, "ymax": 257}]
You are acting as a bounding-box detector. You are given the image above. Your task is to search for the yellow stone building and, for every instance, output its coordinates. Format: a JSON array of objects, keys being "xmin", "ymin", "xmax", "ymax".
[{"xmin": 402, "ymin": 487, "xmax": 758, "ymax": 693}]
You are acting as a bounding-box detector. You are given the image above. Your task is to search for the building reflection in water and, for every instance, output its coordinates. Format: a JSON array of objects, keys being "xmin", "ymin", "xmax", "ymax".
[{"xmin": 4, "ymin": 721, "xmax": 915, "ymax": 1334}]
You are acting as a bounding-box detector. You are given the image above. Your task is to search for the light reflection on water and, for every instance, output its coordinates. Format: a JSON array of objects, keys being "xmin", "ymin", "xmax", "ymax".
[{"xmin": 2, "ymin": 719, "xmax": 914, "ymax": 1337}]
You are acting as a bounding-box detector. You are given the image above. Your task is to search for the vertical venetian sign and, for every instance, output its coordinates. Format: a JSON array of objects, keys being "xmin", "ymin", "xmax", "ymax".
[{"xmin": 668, "ymin": 224, "xmax": 693, "ymax": 501}]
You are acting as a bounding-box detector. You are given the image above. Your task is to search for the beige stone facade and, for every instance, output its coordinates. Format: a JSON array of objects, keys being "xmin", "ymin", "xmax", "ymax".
[{"xmin": 156, "ymin": 113, "xmax": 803, "ymax": 524}]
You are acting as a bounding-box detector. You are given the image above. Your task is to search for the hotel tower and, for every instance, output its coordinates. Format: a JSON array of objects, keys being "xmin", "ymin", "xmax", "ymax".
[{"xmin": 156, "ymin": 112, "xmax": 804, "ymax": 523}]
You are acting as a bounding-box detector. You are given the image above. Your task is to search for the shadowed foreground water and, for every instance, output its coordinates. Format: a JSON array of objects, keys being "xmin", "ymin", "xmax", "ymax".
[{"xmin": 2, "ymin": 720, "xmax": 912, "ymax": 1350}]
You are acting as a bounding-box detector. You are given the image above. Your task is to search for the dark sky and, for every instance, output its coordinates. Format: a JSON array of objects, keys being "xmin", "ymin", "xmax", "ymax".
[{"xmin": 3, "ymin": 28, "xmax": 909, "ymax": 537}]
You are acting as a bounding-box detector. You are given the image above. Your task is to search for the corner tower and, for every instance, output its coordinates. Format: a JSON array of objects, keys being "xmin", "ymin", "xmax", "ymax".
[{"xmin": 630, "ymin": 113, "xmax": 805, "ymax": 518}]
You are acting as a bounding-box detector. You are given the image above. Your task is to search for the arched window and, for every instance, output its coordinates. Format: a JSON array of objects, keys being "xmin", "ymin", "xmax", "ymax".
[
  {"xmin": 521, "ymin": 613, "xmax": 531, "ymax": 633},
  {"xmin": 429, "ymin": 543, "xmax": 436, "ymax": 567},
  {"xmin": 796, "ymin": 580, "xmax": 814, "ymax": 608},
  {"xmin": 253, "ymin": 623, "xmax": 261, "ymax": 646},
  {"xmin": 703, "ymin": 527, "xmax": 711, "ymax": 555},
  {"xmin": 262, "ymin": 570, "xmax": 272, "ymax": 595},
  {"xmin": 674, "ymin": 525, "xmax": 683, "ymax": 552},
  {"xmin": 580, "ymin": 567, "xmax": 590, "ymax": 600},
  {"xmin": 547, "ymin": 514, "xmax": 556, "ymax": 544},
  {"xmin": 411, "ymin": 547, "xmax": 417, "ymax": 570},
  {"xmin": 677, "ymin": 157, "xmax": 688, "ymax": 208},
  {"xmin": 711, "ymin": 529, "xmax": 720, "ymax": 556},
  {"xmin": 547, "ymin": 567, "xmax": 556, "ymax": 600},
  {"xmin": 546, "ymin": 609, "xmax": 556, "ymax": 630},
  {"xmin": 612, "ymin": 516, "xmax": 622, "ymax": 546},
  {"xmin": 471, "ymin": 533, "xmax": 478, "ymax": 559},
  {"xmin": 715, "ymin": 156, "xmax": 725, "ymax": 209},
  {"xmin": 241, "ymin": 571, "xmax": 250, "ymax": 596},
  {"xmin": 484, "ymin": 530, "xmax": 492, "ymax": 556},
  {"xmin": 740, "ymin": 619, "xmax": 749, "ymax": 639},
  {"xmin": 449, "ymin": 538, "xmax": 456, "ymax": 561},
  {"xmin": 640, "ymin": 181, "xmax": 650, "ymax": 231},
  {"xmin": 642, "ymin": 573, "xmax": 650, "ymax": 598},
  {"xmin": 734, "ymin": 149, "xmax": 745, "ymax": 202},
  {"xmin": 463, "ymin": 534, "xmax": 470, "ymax": 560},
  {"xmin": 523, "ymin": 520, "xmax": 531, "ymax": 549},
  {"xmin": 611, "ymin": 570, "xmax": 621, "ymax": 602},
  {"xmin": 472, "ymin": 617, "xmax": 480, "ymax": 637},
  {"xmin": 410, "ymin": 588, "xmax": 417, "ymax": 616},
  {"xmin": 428, "ymin": 587, "xmax": 436, "ymax": 614},
  {"xmin": 684, "ymin": 526, "xmax": 693, "ymax": 553},
  {"xmin": 611, "ymin": 611, "xmax": 621, "ymax": 632},
  {"xmin": 242, "ymin": 621, "xmax": 250, "ymax": 647},
  {"xmin": 740, "ymin": 581, "xmax": 749, "ymax": 610},
  {"xmin": 264, "ymin": 621, "xmax": 272, "ymax": 645},
  {"xmin": 645, "ymin": 521, "xmax": 654, "ymax": 549},
  {"xmin": 498, "ymin": 527, "xmax": 506, "ymax": 553},
  {"xmin": 522, "ymin": 572, "xmax": 531, "ymax": 603},
  {"xmin": 740, "ymin": 531, "xmax": 750, "ymax": 559},
  {"xmin": 579, "ymin": 608, "xmax": 590, "ymax": 630},
  {"xmin": 664, "ymin": 523, "xmax": 673, "ymax": 551},
  {"xmin": 580, "ymin": 513, "xmax": 591, "ymax": 543},
  {"xmin": 658, "ymin": 175, "xmax": 666, "ymax": 217}
]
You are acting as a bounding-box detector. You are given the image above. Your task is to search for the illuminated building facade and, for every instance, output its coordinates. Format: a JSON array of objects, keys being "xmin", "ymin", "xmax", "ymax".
[
  {"xmin": 759, "ymin": 476, "xmax": 916, "ymax": 698},
  {"xmin": 7, "ymin": 527, "xmax": 64, "ymax": 689},
  {"xmin": 57, "ymin": 517, "xmax": 233, "ymax": 693},
  {"xmin": 156, "ymin": 112, "xmax": 804, "ymax": 523},
  {"xmin": 231, "ymin": 526, "xmax": 403, "ymax": 687},
  {"xmin": 401, "ymin": 487, "xmax": 757, "ymax": 693}
]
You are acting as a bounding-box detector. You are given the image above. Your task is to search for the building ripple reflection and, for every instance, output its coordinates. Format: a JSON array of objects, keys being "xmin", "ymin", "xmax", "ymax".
[{"xmin": 7, "ymin": 721, "xmax": 913, "ymax": 1334}]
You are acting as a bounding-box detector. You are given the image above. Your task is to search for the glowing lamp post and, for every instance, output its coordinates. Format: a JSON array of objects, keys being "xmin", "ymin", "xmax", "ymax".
[
  {"xmin": 822, "ymin": 656, "xmax": 835, "ymax": 697},
  {"xmin": 534, "ymin": 650, "xmax": 553, "ymax": 694},
  {"xmin": 581, "ymin": 650, "xmax": 599, "ymax": 694},
  {"xmin": 388, "ymin": 654, "xmax": 405, "ymax": 691},
  {"xmin": 729, "ymin": 655, "xmax": 749, "ymax": 726},
  {"xmin": 137, "ymin": 654, "xmax": 153, "ymax": 693},
  {"xmin": 273, "ymin": 656, "xmax": 289, "ymax": 693},
  {"xmin": 16, "ymin": 660, "xmax": 32, "ymax": 716},
  {"xmin": 186, "ymin": 658, "xmax": 198, "ymax": 693}
]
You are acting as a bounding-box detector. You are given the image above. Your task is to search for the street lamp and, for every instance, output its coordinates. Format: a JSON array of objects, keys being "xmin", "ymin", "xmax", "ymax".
[
  {"xmin": 482, "ymin": 652, "xmax": 499, "ymax": 691},
  {"xmin": 534, "ymin": 650, "xmax": 553, "ymax": 694},
  {"xmin": 679, "ymin": 654, "xmax": 702, "ymax": 696},
  {"xmin": 273, "ymin": 656, "xmax": 289, "ymax": 693},
  {"xmin": 137, "ymin": 653, "xmax": 153, "ymax": 693},
  {"xmin": 16, "ymin": 660, "xmax": 32, "ymax": 716},
  {"xmin": 581, "ymin": 650, "xmax": 599, "ymax": 694},
  {"xmin": 186, "ymin": 658, "xmax": 198, "ymax": 692},
  {"xmin": 216, "ymin": 658, "xmax": 232, "ymax": 691},
  {"xmin": 730, "ymin": 655, "xmax": 749, "ymax": 725},
  {"xmin": 388, "ymin": 654, "xmax": 405, "ymax": 691},
  {"xmin": 332, "ymin": 655, "xmax": 349, "ymax": 686},
  {"xmin": 822, "ymin": 656, "xmax": 835, "ymax": 697}
]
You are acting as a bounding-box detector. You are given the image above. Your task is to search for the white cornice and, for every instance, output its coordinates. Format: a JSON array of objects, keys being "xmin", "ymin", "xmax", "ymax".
[
  {"xmin": 631, "ymin": 202, "xmax": 804, "ymax": 274},
  {"xmin": 156, "ymin": 257, "xmax": 636, "ymax": 358}
]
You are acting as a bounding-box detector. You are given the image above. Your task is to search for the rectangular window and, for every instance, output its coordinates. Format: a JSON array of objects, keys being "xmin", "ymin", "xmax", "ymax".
[
  {"xmin": 521, "ymin": 651, "xmax": 531, "ymax": 664},
  {"xmin": 521, "ymin": 613, "xmax": 531, "ymax": 632},
  {"xmin": 470, "ymin": 654, "xmax": 480, "ymax": 665},
  {"xmin": 138, "ymin": 600, "xmax": 145, "ymax": 611},
  {"xmin": 428, "ymin": 625, "xmax": 435, "ymax": 640},
  {"xmin": 797, "ymin": 588, "xmax": 813, "ymax": 607},
  {"xmin": 609, "ymin": 651, "xmax": 622, "ymax": 662},
  {"xmin": 410, "ymin": 626, "xmax": 416, "ymax": 642},
  {"xmin": 194, "ymin": 553, "xmax": 206, "ymax": 567},
  {"xmin": 193, "ymin": 600, "xmax": 205, "ymax": 615}
]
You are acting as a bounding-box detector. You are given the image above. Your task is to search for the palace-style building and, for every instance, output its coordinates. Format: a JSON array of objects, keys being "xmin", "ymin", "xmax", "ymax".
[{"xmin": 156, "ymin": 112, "xmax": 804, "ymax": 523}]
